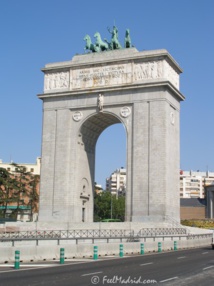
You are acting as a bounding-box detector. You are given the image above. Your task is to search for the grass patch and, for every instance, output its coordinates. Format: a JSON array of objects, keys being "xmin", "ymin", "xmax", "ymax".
[{"xmin": 181, "ymin": 219, "xmax": 214, "ymax": 229}]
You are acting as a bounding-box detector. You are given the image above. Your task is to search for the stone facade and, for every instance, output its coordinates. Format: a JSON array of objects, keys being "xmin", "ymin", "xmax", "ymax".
[{"xmin": 38, "ymin": 48, "xmax": 184, "ymax": 223}]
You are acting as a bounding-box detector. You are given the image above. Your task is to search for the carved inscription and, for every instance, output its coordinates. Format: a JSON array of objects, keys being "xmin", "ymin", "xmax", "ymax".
[
  {"xmin": 43, "ymin": 60, "xmax": 179, "ymax": 92},
  {"xmin": 44, "ymin": 71, "xmax": 69, "ymax": 91},
  {"xmin": 71, "ymin": 64, "xmax": 132, "ymax": 89}
]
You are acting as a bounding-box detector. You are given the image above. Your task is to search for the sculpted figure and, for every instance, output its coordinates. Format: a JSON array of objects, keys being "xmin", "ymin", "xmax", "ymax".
[
  {"xmin": 107, "ymin": 25, "xmax": 122, "ymax": 50},
  {"xmin": 84, "ymin": 34, "xmax": 100, "ymax": 53},
  {"xmin": 124, "ymin": 29, "xmax": 132, "ymax": 48},
  {"xmin": 98, "ymin": 94, "xmax": 104, "ymax": 111},
  {"xmin": 94, "ymin": 32, "xmax": 109, "ymax": 51},
  {"xmin": 84, "ymin": 26, "xmax": 134, "ymax": 53}
]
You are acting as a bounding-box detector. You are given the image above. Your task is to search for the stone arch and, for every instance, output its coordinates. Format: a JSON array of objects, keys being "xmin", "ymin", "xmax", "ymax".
[{"xmin": 38, "ymin": 48, "xmax": 184, "ymax": 224}]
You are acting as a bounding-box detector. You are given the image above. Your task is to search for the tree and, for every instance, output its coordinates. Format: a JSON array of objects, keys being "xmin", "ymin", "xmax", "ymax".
[
  {"xmin": 0, "ymin": 164, "xmax": 40, "ymax": 221},
  {"xmin": 0, "ymin": 167, "xmax": 18, "ymax": 219},
  {"xmin": 94, "ymin": 191, "xmax": 125, "ymax": 221},
  {"xmin": 28, "ymin": 174, "xmax": 39, "ymax": 221},
  {"xmin": 10, "ymin": 163, "xmax": 31, "ymax": 219},
  {"xmin": 111, "ymin": 195, "xmax": 125, "ymax": 221}
]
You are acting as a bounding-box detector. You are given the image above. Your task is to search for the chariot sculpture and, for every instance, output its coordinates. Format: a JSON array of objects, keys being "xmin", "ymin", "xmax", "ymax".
[{"xmin": 84, "ymin": 25, "xmax": 133, "ymax": 53}]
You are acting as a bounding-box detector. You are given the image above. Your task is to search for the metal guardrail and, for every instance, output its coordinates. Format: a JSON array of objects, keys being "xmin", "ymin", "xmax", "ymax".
[
  {"xmin": 137, "ymin": 227, "xmax": 187, "ymax": 236},
  {"xmin": 0, "ymin": 229, "xmax": 133, "ymax": 240},
  {"xmin": 186, "ymin": 233, "xmax": 213, "ymax": 240},
  {"xmin": 0, "ymin": 228, "xmax": 192, "ymax": 241}
]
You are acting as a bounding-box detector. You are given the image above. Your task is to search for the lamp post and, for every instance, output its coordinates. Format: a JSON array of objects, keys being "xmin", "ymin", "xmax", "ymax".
[{"xmin": 111, "ymin": 193, "xmax": 112, "ymax": 219}]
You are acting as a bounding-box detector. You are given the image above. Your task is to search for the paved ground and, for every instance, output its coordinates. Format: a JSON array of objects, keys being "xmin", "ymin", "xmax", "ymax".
[{"xmin": 0, "ymin": 248, "xmax": 213, "ymax": 285}]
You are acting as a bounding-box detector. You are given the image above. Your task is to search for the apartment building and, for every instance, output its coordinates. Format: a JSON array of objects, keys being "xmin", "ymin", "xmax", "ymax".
[
  {"xmin": 0, "ymin": 157, "xmax": 40, "ymax": 222},
  {"xmin": 106, "ymin": 168, "xmax": 126, "ymax": 197},
  {"xmin": 106, "ymin": 168, "xmax": 214, "ymax": 200},
  {"xmin": 180, "ymin": 170, "xmax": 214, "ymax": 199},
  {"xmin": 0, "ymin": 157, "xmax": 41, "ymax": 175}
]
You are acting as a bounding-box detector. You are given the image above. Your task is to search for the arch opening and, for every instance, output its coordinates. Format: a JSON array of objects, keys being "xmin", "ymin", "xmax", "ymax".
[
  {"xmin": 79, "ymin": 112, "xmax": 127, "ymax": 222},
  {"xmin": 80, "ymin": 112, "xmax": 121, "ymax": 153}
]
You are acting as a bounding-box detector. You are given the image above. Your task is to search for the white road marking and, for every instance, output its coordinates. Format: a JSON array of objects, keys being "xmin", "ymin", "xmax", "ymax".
[
  {"xmin": 82, "ymin": 271, "xmax": 103, "ymax": 276},
  {"xmin": 0, "ymin": 261, "xmax": 91, "ymax": 274},
  {"xmin": 160, "ymin": 276, "xmax": 178, "ymax": 283},
  {"xmin": 177, "ymin": 256, "xmax": 186, "ymax": 259},
  {"xmin": 202, "ymin": 252, "xmax": 208, "ymax": 254},
  {"xmin": 0, "ymin": 264, "xmax": 56, "ymax": 267},
  {"xmin": 203, "ymin": 265, "xmax": 214, "ymax": 271},
  {"xmin": 64, "ymin": 259, "xmax": 91, "ymax": 261},
  {"xmin": 140, "ymin": 262, "xmax": 153, "ymax": 266}
]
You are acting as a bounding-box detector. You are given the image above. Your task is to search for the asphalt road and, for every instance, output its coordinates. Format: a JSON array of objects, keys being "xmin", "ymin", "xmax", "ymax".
[{"xmin": 0, "ymin": 247, "xmax": 213, "ymax": 285}]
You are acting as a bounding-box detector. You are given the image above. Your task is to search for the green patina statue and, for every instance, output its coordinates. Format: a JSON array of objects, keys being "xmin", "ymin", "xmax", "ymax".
[
  {"xmin": 84, "ymin": 26, "xmax": 132, "ymax": 53},
  {"xmin": 124, "ymin": 29, "xmax": 132, "ymax": 48},
  {"xmin": 84, "ymin": 35, "xmax": 100, "ymax": 53},
  {"xmin": 107, "ymin": 25, "xmax": 122, "ymax": 50},
  {"xmin": 94, "ymin": 32, "xmax": 109, "ymax": 51}
]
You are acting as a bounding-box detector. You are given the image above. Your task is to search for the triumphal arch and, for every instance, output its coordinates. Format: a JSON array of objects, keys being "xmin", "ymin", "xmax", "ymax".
[{"xmin": 38, "ymin": 28, "xmax": 184, "ymax": 224}]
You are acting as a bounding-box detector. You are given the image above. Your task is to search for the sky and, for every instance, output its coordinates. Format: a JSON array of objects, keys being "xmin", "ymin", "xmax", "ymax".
[{"xmin": 0, "ymin": 0, "xmax": 214, "ymax": 188}]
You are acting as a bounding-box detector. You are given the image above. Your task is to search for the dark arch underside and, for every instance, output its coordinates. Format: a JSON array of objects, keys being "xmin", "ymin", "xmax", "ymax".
[{"xmin": 80, "ymin": 112, "xmax": 121, "ymax": 153}]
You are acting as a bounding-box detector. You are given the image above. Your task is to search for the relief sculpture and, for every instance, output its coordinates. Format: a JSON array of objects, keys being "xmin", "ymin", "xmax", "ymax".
[
  {"xmin": 133, "ymin": 60, "xmax": 179, "ymax": 89},
  {"xmin": 134, "ymin": 61, "xmax": 163, "ymax": 81},
  {"xmin": 44, "ymin": 72, "xmax": 69, "ymax": 91}
]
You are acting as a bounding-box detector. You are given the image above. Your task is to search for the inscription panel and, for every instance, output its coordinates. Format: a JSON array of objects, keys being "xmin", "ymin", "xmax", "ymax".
[
  {"xmin": 70, "ymin": 63, "xmax": 132, "ymax": 90},
  {"xmin": 44, "ymin": 59, "xmax": 179, "ymax": 92}
]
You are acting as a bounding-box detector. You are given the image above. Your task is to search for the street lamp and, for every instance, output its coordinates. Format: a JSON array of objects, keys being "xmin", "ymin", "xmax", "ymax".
[{"xmin": 111, "ymin": 193, "xmax": 112, "ymax": 219}]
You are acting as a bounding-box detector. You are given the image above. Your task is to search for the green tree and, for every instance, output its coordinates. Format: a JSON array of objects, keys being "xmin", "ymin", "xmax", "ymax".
[
  {"xmin": 0, "ymin": 167, "xmax": 18, "ymax": 219},
  {"xmin": 28, "ymin": 174, "xmax": 40, "ymax": 221},
  {"xmin": 94, "ymin": 191, "xmax": 125, "ymax": 221},
  {"xmin": 0, "ymin": 164, "xmax": 40, "ymax": 221},
  {"xmin": 94, "ymin": 191, "xmax": 111, "ymax": 221},
  {"xmin": 112, "ymin": 195, "xmax": 125, "ymax": 221},
  {"xmin": 10, "ymin": 163, "xmax": 31, "ymax": 219}
]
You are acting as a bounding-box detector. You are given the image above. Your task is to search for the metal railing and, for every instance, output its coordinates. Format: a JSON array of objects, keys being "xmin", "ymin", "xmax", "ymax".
[
  {"xmin": 0, "ymin": 228, "xmax": 192, "ymax": 242},
  {"xmin": 137, "ymin": 227, "xmax": 187, "ymax": 237},
  {"xmin": 186, "ymin": 233, "xmax": 213, "ymax": 240},
  {"xmin": 0, "ymin": 229, "xmax": 133, "ymax": 240}
]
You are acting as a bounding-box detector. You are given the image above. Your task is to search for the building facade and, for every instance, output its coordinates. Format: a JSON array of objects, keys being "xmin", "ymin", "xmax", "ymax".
[
  {"xmin": 0, "ymin": 157, "xmax": 41, "ymax": 175},
  {"xmin": 205, "ymin": 184, "xmax": 214, "ymax": 219},
  {"xmin": 106, "ymin": 168, "xmax": 126, "ymax": 197},
  {"xmin": 0, "ymin": 158, "xmax": 40, "ymax": 222},
  {"xmin": 106, "ymin": 168, "xmax": 214, "ymax": 200},
  {"xmin": 180, "ymin": 170, "xmax": 214, "ymax": 199},
  {"xmin": 180, "ymin": 198, "xmax": 206, "ymax": 220}
]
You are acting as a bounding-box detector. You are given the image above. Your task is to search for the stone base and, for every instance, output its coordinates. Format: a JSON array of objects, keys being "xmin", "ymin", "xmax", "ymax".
[{"xmin": 1, "ymin": 220, "xmax": 212, "ymax": 235}]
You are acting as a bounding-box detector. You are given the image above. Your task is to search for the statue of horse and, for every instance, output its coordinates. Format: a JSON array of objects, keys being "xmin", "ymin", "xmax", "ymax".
[
  {"xmin": 84, "ymin": 34, "xmax": 100, "ymax": 53},
  {"xmin": 94, "ymin": 32, "xmax": 109, "ymax": 51},
  {"xmin": 124, "ymin": 29, "xmax": 132, "ymax": 48}
]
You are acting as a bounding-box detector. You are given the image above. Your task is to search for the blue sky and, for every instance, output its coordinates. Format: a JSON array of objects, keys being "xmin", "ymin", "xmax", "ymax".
[{"xmin": 0, "ymin": 0, "xmax": 214, "ymax": 188}]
